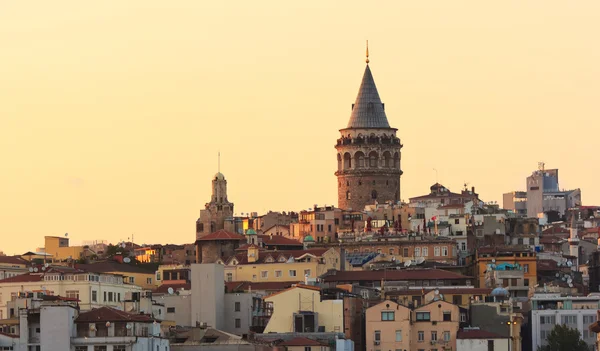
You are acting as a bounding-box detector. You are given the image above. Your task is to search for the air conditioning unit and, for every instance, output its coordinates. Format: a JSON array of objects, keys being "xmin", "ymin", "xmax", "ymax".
[{"xmin": 374, "ymin": 341, "xmax": 380, "ymax": 345}]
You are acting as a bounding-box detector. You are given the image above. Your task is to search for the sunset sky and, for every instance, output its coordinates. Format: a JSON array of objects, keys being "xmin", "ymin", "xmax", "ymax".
[{"xmin": 1, "ymin": 1, "xmax": 599, "ymax": 254}]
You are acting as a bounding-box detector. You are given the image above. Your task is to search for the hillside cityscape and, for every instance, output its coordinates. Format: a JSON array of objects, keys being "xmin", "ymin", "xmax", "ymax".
[{"xmin": 2, "ymin": 58, "xmax": 598, "ymax": 351}]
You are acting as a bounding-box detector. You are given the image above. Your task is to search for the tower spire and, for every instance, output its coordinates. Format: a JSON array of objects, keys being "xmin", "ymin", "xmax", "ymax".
[{"xmin": 366, "ymin": 40, "xmax": 370, "ymax": 64}]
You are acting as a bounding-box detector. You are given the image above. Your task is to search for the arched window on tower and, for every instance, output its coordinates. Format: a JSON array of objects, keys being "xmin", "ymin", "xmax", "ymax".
[
  {"xmin": 337, "ymin": 154, "xmax": 342, "ymax": 171},
  {"xmin": 383, "ymin": 151, "xmax": 392, "ymax": 168},
  {"xmin": 355, "ymin": 152, "xmax": 365, "ymax": 168},
  {"xmin": 344, "ymin": 153, "xmax": 352, "ymax": 170},
  {"xmin": 369, "ymin": 151, "xmax": 378, "ymax": 168},
  {"xmin": 346, "ymin": 191, "xmax": 351, "ymax": 200},
  {"xmin": 371, "ymin": 190, "xmax": 378, "ymax": 199}
]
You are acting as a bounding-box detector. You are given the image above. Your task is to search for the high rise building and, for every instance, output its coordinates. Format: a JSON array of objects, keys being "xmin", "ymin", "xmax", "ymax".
[{"xmin": 335, "ymin": 51, "xmax": 403, "ymax": 211}]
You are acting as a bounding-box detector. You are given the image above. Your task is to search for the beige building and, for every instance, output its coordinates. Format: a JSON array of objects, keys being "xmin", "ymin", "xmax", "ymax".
[
  {"xmin": 0, "ymin": 256, "xmax": 28, "ymax": 281},
  {"xmin": 76, "ymin": 261, "xmax": 156, "ymax": 290},
  {"xmin": 366, "ymin": 300, "xmax": 411, "ymax": 351},
  {"xmin": 366, "ymin": 299, "xmax": 460, "ymax": 351},
  {"xmin": 263, "ymin": 285, "xmax": 343, "ymax": 334},
  {"xmin": 216, "ymin": 247, "xmax": 341, "ymax": 283}
]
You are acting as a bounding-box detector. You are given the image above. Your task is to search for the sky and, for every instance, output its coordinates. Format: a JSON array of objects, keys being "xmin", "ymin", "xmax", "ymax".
[{"xmin": 1, "ymin": 1, "xmax": 599, "ymax": 255}]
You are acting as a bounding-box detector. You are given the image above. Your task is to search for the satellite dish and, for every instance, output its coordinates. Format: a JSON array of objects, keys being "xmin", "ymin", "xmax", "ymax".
[
  {"xmin": 33, "ymin": 267, "xmax": 38, "ymax": 272},
  {"xmin": 167, "ymin": 287, "xmax": 174, "ymax": 295},
  {"xmin": 29, "ymin": 267, "xmax": 34, "ymax": 272},
  {"xmin": 416, "ymin": 257, "xmax": 425, "ymax": 264},
  {"xmin": 123, "ymin": 257, "xmax": 131, "ymax": 263},
  {"xmin": 41, "ymin": 267, "xmax": 46, "ymax": 271},
  {"xmin": 105, "ymin": 322, "xmax": 111, "ymax": 327},
  {"xmin": 126, "ymin": 324, "xmax": 133, "ymax": 330},
  {"xmin": 44, "ymin": 263, "xmax": 49, "ymax": 268},
  {"xmin": 567, "ymin": 278, "xmax": 573, "ymax": 284},
  {"xmin": 434, "ymin": 289, "xmax": 440, "ymax": 295},
  {"xmin": 491, "ymin": 259, "xmax": 496, "ymax": 263},
  {"xmin": 65, "ymin": 233, "xmax": 69, "ymax": 237},
  {"xmin": 562, "ymin": 276, "xmax": 567, "ymax": 281},
  {"xmin": 567, "ymin": 261, "xmax": 573, "ymax": 267},
  {"xmin": 568, "ymin": 283, "xmax": 573, "ymax": 288},
  {"xmin": 555, "ymin": 273, "xmax": 560, "ymax": 277}
]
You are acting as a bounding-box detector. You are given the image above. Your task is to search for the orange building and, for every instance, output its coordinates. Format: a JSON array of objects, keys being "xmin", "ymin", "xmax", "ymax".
[{"xmin": 473, "ymin": 246, "xmax": 537, "ymax": 290}]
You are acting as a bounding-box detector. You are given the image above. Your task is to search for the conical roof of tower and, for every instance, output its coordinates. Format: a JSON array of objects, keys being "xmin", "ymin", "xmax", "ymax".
[{"xmin": 346, "ymin": 65, "xmax": 391, "ymax": 129}]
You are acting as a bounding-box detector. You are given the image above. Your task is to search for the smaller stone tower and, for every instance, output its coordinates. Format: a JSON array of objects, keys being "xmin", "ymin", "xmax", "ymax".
[{"xmin": 196, "ymin": 172, "xmax": 234, "ymax": 240}]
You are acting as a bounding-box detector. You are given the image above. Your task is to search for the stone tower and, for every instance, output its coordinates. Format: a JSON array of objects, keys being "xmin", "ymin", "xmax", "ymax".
[
  {"xmin": 195, "ymin": 172, "xmax": 234, "ymax": 239},
  {"xmin": 335, "ymin": 58, "xmax": 403, "ymax": 211}
]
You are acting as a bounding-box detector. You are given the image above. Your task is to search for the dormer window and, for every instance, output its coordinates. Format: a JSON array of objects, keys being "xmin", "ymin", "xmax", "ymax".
[
  {"xmin": 278, "ymin": 256, "xmax": 287, "ymax": 263},
  {"xmin": 265, "ymin": 257, "xmax": 274, "ymax": 263}
]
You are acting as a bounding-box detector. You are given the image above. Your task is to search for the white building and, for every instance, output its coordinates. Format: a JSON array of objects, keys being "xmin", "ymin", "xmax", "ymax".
[
  {"xmin": 457, "ymin": 328, "xmax": 509, "ymax": 351},
  {"xmin": 0, "ymin": 294, "xmax": 169, "ymax": 351},
  {"xmin": 0, "ymin": 256, "xmax": 29, "ymax": 283},
  {"xmin": 0, "ymin": 266, "xmax": 143, "ymax": 318},
  {"xmin": 531, "ymin": 293, "xmax": 600, "ymax": 350}
]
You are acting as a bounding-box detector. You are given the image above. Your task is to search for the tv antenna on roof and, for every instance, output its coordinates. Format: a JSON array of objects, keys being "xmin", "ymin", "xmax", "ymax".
[{"xmin": 538, "ymin": 162, "xmax": 545, "ymax": 172}]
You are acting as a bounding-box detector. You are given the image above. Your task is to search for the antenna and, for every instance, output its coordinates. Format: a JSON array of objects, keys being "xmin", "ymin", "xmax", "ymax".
[
  {"xmin": 365, "ymin": 40, "xmax": 369, "ymax": 64},
  {"xmin": 538, "ymin": 162, "xmax": 545, "ymax": 172}
]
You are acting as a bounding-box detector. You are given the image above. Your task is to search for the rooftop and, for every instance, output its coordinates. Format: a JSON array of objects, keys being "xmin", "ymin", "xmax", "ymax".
[
  {"xmin": 196, "ymin": 230, "xmax": 246, "ymax": 242},
  {"xmin": 457, "ymin": 329, "xmax": 507, "ymax": 339},
  {"xmin": 345, "ymin": 64, "xmax": 391, "ymax": 129},
  {"xmin": 322, "ymin": 268, "xmax": 471, "ymax": 282},
  {"xmin": 279, "ymin": 337, "xmax": 328, "ymax": 347},
  {"xmin": 75, "ymin": 306, "xmax": 154, "ymax": 323}
]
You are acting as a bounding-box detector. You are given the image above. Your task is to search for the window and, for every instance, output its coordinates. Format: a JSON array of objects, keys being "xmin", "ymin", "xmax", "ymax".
[
  {"xmin": 431, "ymin": 331, "xmax": 437, "ymax": 341},
  {"xmin": 540, "ymin": 330, "xmax": 548, "ymax": 340},
  {"xmin": 583, "ymin": 315, "xmax": 596, "ymax": 324},
  {"xmin": 389, "ymin": 248, "xmax": 395, "ymax": 255},
  {"xmin": 129, "ymin": 277, "xmax": 134, "ymax": 283},
  {"xmin": 147, "ymin": 277, "xmax": 152, "ymax": 284},
  {"xmin": 524, "ymin": 279, "xmax": 529, "ymax": 286},
  {"xmin": 371, "ymin": 190, "xmax": 378, "ymax": 199},
  {"xmin": 455, "ymin": 219, "xmax": 460, "ymax": 224},
  {"xmin": 346, "ymin": 191, "xmax": 351, "ymax": 200},
  {"xmin": 75, "ymin": 347, "xmax": 88, "ymax": 351},
  {"xmin": 289, "ymin": 270, "xmax": 297, "ymax": 277},
  {"xmin": 66, "ymin": 290, "xmax": 79, "ymax": 300},
  {"xmin": 381, "ymin": 311, "xmax": 395, "ymax": 321},
  {"xmin": 275, "ymin": 270, "xmax": 282, "ymax": 278},
  {"xmin": 540, "ymin": 315, "xmax": 556, "ymax": 324},
  {"xmin": 422, "ymin": 247, "xmax": 428, "ymax": 256},
  {"xmin": 235, "ymin": 302, "xmax": 241, "ymax": 312},
  {"xmin": 418, "ymin": 331, "xmax": 424, "ymax": 342},
  {"xmin": 395, "ymin": 330, "xmax": 402, "ymax": 342},
  {"xmin": 104, "ymin": 291, "xmax": 107, "ymax": 302},
  {"xmin": 252, "ymin": 274, "xmax": 257, "ymax": 281},
  {"xmin": 453, "ymin": 295, "xmax": 462, "ymax": 305},
  {"xmin": 434, "ymin": 247, "xmax": 440, "ymax": 256},
  {"xmin": 461, "ymin": 242, "xmax": 466, "ymax": 251},
  {"xmin": 304, "ymin": 269, "xmax": 311, "ymax": 277},
  {"xmin": 442, "ymin": 246, "xmax": 448, "ymax": 256},
  {"xmin": 488, "ymin": 340, "xmax": 494, "ymax": 351},
  {"xmin": 304, "ymin": 348, "xmax": 312, "ymax": 351},
  {"xmin": 443, "ymin": 331, "xmax": 451, "ymax": 341},
  {"xmin": 374, "ymin": 330, "xmax": 381, "ymax": 341},
  {"xmin": 460, "ymin": 313, "xmax": 467, "ymax": 322},
  {"xmin": 414, "ymin": 247, "xmax": 421, "ymax": 257},
  {"xmin": 108, "ymin": 292, "xmax": 113, "ymax": 302},
  {"xmin": 94, "ymin": 347, "xmax": 107, "ymax": 351},
  {"xmin": 443, "ymin": 311, "xmax": 451, "ymax": 321},
  {"xmin": 416, "ymin": 312, "xmax": 430, "ymax": 321},
  {"xmin": 117, "ymin": 293, "xmax": 121, "ymax": 302},
  {"xmin": 524, "ymin": 264, "xmax": 529, "ymax": 273},
  {"xmin": 156, "ymin": 272, "xmax": 161, "ymax": 281},
  {"xmin": 235, "ymin": 318, "xmax": 241, "ymax": 328},
  {"xmin": 561, "ymin": 315, "xmax": 577, "ymax": 324},
  {"xmin": 226, "ymin": 273, "xmax": 233, "ymax": 282},
  {"xmin": 91, "ymin": 291, "xmax": 97, "ymax": 302},
  {"xmin": 403, "ymin": 248, "xmax": 409, "ymax": 257},
  {"xmin": 167, "ymin": 307, "xmax": 175, "ymax": 313},
  {"xmin": 260, "ymin": 271, "xmax": 268, "ymax": 279},
  {"xmin": 114, "ymin": 346, "xmax": 127, "ymax": 351}
]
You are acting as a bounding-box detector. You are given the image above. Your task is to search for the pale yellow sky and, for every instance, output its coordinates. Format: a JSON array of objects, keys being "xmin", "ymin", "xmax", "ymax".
[{"xmin": 1, "ymin": 1, "xmax": 599, "ymax": 254}]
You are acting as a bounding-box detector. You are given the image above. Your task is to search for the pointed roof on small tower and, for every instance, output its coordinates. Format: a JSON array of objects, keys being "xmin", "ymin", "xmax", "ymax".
[{"xmin": 346, "ymin": 47, "xmax": 391, "ymax": 129}]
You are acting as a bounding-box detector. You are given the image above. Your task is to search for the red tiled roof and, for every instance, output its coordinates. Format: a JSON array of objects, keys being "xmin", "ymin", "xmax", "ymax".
[
  {"xmin": 197, "ymin": 230, "xmax": 246, "ymax": 241},
  {"xmin": 322, "ymin": 269, "xmax": 471, "ymax": 282},
  {"xmin": 75, "ymin": 306, "xmax": 154, "ymax": 323},
  {"xmin": 540, "ymin": 236, "xmax": 563, "ymax": 245},
  {"xmin": 0, "ymin": 273, "xmax": 43, "ymax": 283},
  {"xmin": 153, "ymin": 283, "xmax": 191, "ymax": 294},
  {"xmin": 457, "ymin": 329, "xmax": 507, "ymax": 339},
  {"xmin": 0, "ymin": 256, "xmax": 27, "ymax": 265},
  {"xmin": 76, "ymin": 261, "xmax": 154, "ymax": 274},
  {"xmin": 225, "ymin": 281, "xmax": 300, "ymax": 292},
  {"xmin": 542, "ymin": 227, "xmax": 570, "ymax": 235},
  {"xmin": 386, "ymin": 288, "xmax": 492, "ymax": 296},
  {"xmin": 258, "ymin": 235, "xmax": 302, "ymax": 246},
  {"xmin": 280, "ymin": 337, "xmax": 328, "ymax": 347},
  {"xmin": 477, "ymin": 246, "xmax": 533, "ymax": 255},
  {"xmin": 537, "ymin": 259, "xmax": 559, "ymax": 271},
  {"xmin": 225, "ymin": 248, "xmax": 329, "ymax": 265}
]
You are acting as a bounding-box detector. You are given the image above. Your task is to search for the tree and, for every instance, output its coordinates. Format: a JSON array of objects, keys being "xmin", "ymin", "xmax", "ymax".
[{"xmin": 538, "ymin": 324, "xmax": 589, "ymax": 351}]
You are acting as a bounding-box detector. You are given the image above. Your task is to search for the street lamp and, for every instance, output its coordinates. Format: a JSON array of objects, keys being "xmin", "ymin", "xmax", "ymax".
[{"xmin": 506, "ymin": 321, "xmax": 514, "ymax": 351}]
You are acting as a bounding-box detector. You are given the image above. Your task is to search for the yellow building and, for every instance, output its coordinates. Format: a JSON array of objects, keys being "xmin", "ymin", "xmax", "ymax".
[
  {"xmin": 279, "ymin": 337, "xmax": 331, "ymax": 351},
  {"xmin": 474, "ymin": 246, "xmax": 537, "ymax": 291},
  {"xmin": 366, "ymin": 300, "xmax": 412, "ymax": 351},
  {"xmin": 263, "ymin": 285, "xmax": 343, "ymax": 333},
  {"xmin": 134, "ymin": 247, "xmax": 160, "ymax": 263},
  {"xmin": 386, "ymin": 287, "xmax": 492, "ymax": 309},
  {"xmin": 43, "ymin": 236, "xmax": 85, "ymax": 262},
  {"xmin": 216, "ymin": 247, "xmax": 340, "ymax": 283},
  {"xmin": 76, "ymin": 261, "xmax": 156, "ymax": 290}
]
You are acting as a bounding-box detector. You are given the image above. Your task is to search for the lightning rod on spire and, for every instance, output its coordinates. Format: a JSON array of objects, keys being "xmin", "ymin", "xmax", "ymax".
[
  {"xmin": 218, "ymin": 152, "xmax": 220, "ymax": 173},
  {"xmin": 366, "ymin": 40, "xmax": 370, "ymax": 64}
]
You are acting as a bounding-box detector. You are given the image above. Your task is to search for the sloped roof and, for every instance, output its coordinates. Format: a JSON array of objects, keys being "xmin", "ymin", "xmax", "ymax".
[
  {"xmin": 258, "ymin": 235, "xmax": 302, "ymax": 246},
  {"xmin": 225, "ymin": 281, "xmax": 300, "ymax": 292},
  {"xmin": 224, "ymin": 248, "xmax": 329, "ymax": 265},
  {"xmin": 153, "ymin": 283, "xmax": 191, "ymax": 294},
  {"xmin": 280, "ymin": 337, "xmax": 328, "ymax": 347},
  {"xmin": 457, "ymin": 329, "xmax": 507, "ymax": 339},
  {"xmin": 0, "ymin": 273, "xmax": 43, "ymax": 283},
  {"xmin": 197, "ymin": 230, "xmax": 245, "ymax": 242},
  {"xmin": 386, "ymin": 288, "xmax": 492, "ymax": 296},
  {"xmin": 0, "ymin": 256, "xmax": 27, "ymax": 265},
  {"xmin": 76, "ymin": 261, "xmax": 154, "ymax": 274},
  {"xmin": 345, "ymin": 65, "xmax": 391, "ymax": 129},
  {"xmin": 322, "ymin": 268, "xmax": 471, "ymax": 282},
  {"xmin": 265, "ymin": 284, "xmax": 321, "ymax": 299},
  {"xmin": 75, "ymin": 306, "xmax": 154, "ymax": 323}
]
